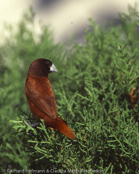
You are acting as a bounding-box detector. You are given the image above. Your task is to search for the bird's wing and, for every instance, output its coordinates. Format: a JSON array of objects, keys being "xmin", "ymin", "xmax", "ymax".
[{"xmin": 25, "ymin": 76, "xmax": 57, "ymax": 119}]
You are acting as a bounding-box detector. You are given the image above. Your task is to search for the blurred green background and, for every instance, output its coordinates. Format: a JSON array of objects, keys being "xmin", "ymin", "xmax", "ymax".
[{"xmin": 0, "ymin": 6, "xmax": 139, "ymax": 174}]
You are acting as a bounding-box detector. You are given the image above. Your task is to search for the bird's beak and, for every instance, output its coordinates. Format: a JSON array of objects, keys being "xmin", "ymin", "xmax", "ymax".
[{"xmin": 50, "ymin": 64, "xmax": 57, "ymax": 72}]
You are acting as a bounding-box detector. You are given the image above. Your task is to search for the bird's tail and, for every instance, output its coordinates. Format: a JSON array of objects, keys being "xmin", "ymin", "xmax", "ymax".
[{"xmin": 47, "ymin": 117, "xmax": 75, "ymax": 140}]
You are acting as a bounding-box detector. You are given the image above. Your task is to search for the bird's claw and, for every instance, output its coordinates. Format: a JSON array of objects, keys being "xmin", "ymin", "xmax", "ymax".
[
  {"xmin": 23, "ymin": 116, "xmax": 40, "ymax": 128},
  {"xmin": 23, "ymin": 116, "xmax": 41, "ymax": 136}
]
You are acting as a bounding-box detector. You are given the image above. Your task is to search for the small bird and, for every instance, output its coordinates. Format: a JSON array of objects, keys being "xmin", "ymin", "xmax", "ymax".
[
  {"xmin": 130, "ymin": 87, "xmax": 139, "ymax": 109},
  {"xmin": 25, "ymin": 58, "xmax": 75, "ymax": 140}
]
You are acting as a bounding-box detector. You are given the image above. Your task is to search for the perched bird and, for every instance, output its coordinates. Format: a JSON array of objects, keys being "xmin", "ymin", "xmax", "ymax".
[
  {"xmin": 130, "ymin": 87, "xmax": 139, "ymax": 109},
  {"xmin": 25, "ymin": 58, "xmax": 75, "ymax": 140}
]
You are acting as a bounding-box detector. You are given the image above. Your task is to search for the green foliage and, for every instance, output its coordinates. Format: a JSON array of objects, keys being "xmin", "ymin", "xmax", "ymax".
[
  {"xmin": 0, "ymin": 7, "xmax": 65, "ymax": 173},
  {"xmin": 1, "ymin": 5, "xmax": 139, "ymax": 174}
]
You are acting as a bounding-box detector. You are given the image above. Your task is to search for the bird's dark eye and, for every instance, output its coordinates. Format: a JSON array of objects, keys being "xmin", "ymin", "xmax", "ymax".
[{"xmin": 46, "ymin": 61, "xmax": 51, "ymax": 66}]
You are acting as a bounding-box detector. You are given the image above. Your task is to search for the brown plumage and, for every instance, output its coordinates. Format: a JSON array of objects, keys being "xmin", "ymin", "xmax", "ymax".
[
  {"xmin": 25, "ymin": 58, "xmax": 75, "ymax": 140},
  {"xmin": 130, "ymin": 87, "xmax": 139, "ymax": 109}
]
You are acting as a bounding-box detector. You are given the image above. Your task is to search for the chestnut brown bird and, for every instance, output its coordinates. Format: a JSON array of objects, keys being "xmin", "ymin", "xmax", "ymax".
[
  {"xmin": 25, "ymin": 58, "xmax": 75, "ymax": 140},
  {"xmin": 130, "ymin": 87, "xmax": 139, "ymax": 109}
]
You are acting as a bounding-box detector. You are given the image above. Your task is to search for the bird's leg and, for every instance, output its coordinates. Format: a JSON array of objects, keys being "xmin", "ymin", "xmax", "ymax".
[
  {"xmin": 23, "ymin": 116, "xmax": 41, "ymax": 136},
  {"xmin": 23, "ymin": 116, "xmax": 40, "ymax": 128}
]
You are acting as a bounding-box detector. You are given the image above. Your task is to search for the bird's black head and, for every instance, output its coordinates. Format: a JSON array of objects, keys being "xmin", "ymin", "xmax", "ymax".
[{"xmin": 27, "ymin": 58, "xmax": 57, "ymax": 77}]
